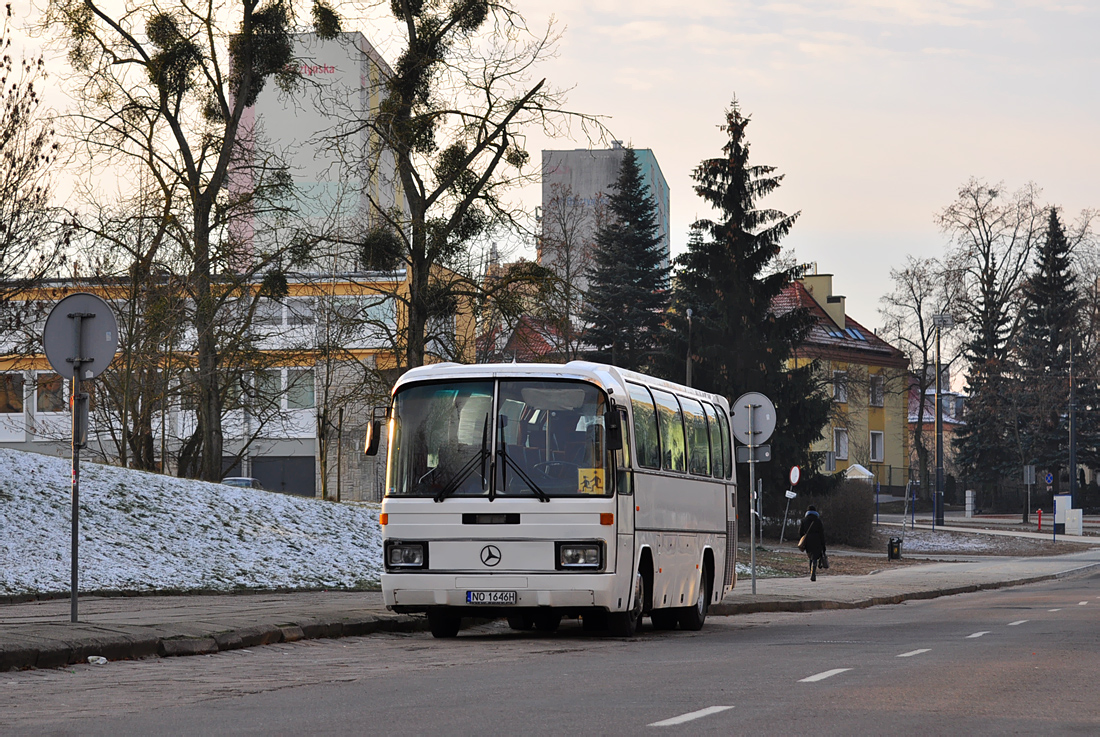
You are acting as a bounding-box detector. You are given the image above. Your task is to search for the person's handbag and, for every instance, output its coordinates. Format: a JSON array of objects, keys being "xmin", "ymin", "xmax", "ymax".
[
  {"xmin": 797, "ymin": 534, "xmax": 807, "ymax": 552},
  {"xmin": 821, "ymin": 553, "xmax": 829, "ymax": 569}
]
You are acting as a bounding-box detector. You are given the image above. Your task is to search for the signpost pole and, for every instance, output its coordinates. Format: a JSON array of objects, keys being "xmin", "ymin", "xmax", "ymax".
[
  {"xmin": 748, "ymin": 402, "xmax": 756, "ymax": 595},
  {"xmin": 69, "ymin": 314, "xmax": 85, "ymax": 624}
]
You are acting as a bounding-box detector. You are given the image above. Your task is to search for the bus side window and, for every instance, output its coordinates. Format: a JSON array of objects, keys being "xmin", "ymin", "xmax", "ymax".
[
  {"xmin": 651, "ymin": 388, "xmax": 686, "ymax": 473},
  {"xmin": 680, "ymin": 396, "xmax": 710, "ymax": 476},
  {"xmin": 614, "ymin": 407, "xmax": 633, "ymax": 495},
  {"xmin": 717, "ymin": 408, "xmax": 733, "ymax": 479},
  {"xmin": 627, "ymin": 383, "xmax": 660, "ymax": 469},
  {"xmin": 702, "ymin": 401, "xmax": 724, "ymax": 479}
]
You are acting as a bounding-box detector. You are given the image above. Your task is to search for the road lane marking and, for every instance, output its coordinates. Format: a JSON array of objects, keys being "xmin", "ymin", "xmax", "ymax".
[
  {"xmin": 1079, "ymin": 601, "xmax": 1088, "ymax": 606},
  {"xmin": 1008, "ymin": 620, "xmax": 1028, "ymax": 626},
  {"xmin": 1049, "ymin": 608, "xmax": 1062, "ymax": 612},
  {"xmin": 799, "ymin": 668, "xmax": 851, "ymax": 682},
  {"xmin": 897, "ymin": 649, "xmax": 930, "ymax": 658},
  {"xmin": 648, "ymin": 706, "xmax": 733, "ymax": 727},
  {"xmin": 966, "ymin": 632, "xmax": 990, "ymax": 639}
]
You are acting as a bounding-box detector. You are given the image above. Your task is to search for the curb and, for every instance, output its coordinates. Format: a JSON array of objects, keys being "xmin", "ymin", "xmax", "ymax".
[
  {"xmin": 710, "ymin": 561, "xmax": 1100, "ymax": 616},
  {"xmin": 0, "ymin": 613, "xmax": 428, "ymax": 672}
]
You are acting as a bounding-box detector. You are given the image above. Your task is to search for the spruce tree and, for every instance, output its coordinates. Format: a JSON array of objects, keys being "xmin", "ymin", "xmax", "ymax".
[
  {"xmin": 661, "ymin": 99, "xmax": 831, "ymax": 510},
  {"xmin": 1012, "ymin": 208, "xmax": 1096, "ymax": 498},
  {"xmin": 583, "ymin": 147, "xmax": 669, "ymax": 371}
]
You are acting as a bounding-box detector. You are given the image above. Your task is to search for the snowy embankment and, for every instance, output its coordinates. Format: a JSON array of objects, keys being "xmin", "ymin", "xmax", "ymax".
[{"xmin": 0, "ymin": 448, "xmax": 382, "ymax": 595}]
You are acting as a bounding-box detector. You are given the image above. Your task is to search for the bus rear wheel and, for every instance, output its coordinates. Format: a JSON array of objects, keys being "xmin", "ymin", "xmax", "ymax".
[
  {"xmin": 677, "ymin": 567, "xmax": 710, "ymax": 631},
  {"xmin": 532, "ymin": 611, "xmax": 562, "ymax": 632},
  {"xmin": 428, "ymin": 609, "xmax": 462, "ymax": 638}
]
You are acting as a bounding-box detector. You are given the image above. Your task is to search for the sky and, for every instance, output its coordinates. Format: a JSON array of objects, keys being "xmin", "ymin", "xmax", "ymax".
[
  {"xmin": 26, "ymin": 0, "xmax": 1100, "ymax": 326},
  {"xmin": 510, "ymin": 0, "xmax": 1100, "ymax": 323}
]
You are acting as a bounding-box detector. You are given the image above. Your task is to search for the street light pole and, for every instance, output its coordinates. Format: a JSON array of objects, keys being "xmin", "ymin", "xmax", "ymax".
[
  {"xmin": 933, "ymin": 314, "xmax": 953, "ymax": 527},
  {"xmin": 686, "ymin": 308, "xmax": 693, "ymax": 388}
]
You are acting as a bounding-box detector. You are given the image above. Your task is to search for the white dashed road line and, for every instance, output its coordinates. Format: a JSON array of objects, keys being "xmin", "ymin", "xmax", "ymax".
[
  {"xmin": 799, "ymin": 668, "xmax": 851, "ymax": 682},
  {"xmin": 649, "ymin": 706, "xmax": 734, "ymax": 727},
  {"xmin": 1079, "ymin": 601, "xmax": 1088, "ymax": 606},
  {"xmin": 1049, "ymin": 608, "xmax": 1062, "ymax": 612},
  {"xmin": 1007, "ymin": 620, "xmax": 1028, "ymax": 626},
  {"xmin": 966, "ymin": 631, "xmax": 990, "ymax": 639},
  {"xmin": 897, "ymin": 649, "xmax": 930, "ymax": 658}
]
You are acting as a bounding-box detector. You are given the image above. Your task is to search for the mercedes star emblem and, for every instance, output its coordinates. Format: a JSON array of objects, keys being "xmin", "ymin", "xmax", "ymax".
[{"xmin": 480, "ymin": 545, "xmax": 502, "ymax": 567}]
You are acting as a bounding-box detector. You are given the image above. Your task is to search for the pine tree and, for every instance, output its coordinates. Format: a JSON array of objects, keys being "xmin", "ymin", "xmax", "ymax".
[
  {"xmin": 583, "ymin": 147, "xmax": 669, "ymax": 371},
  {"xmin": 661, "ymin": 98, "xmax": 831, "ymax": 506}
]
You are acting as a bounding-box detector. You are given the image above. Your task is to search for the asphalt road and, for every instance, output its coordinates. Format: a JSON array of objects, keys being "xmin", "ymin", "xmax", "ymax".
[{"xmin": 5, "ymin": 572, "xmax": 1098, "ymax": 736}]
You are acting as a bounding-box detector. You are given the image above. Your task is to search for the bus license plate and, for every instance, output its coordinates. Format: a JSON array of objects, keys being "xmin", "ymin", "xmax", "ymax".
[{"xmin": 466, "ymin": 590, "xmax": 517, "ymax": 605}]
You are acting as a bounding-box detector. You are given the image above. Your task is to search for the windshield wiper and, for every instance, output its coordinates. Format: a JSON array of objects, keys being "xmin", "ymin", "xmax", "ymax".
[
  {"xmin": 496, "ymin": 414, "xmax": 550, "ymax": 503},
  {"xmin": 434, "ymin": 414, "xmax": 490, "ymax": 503}
]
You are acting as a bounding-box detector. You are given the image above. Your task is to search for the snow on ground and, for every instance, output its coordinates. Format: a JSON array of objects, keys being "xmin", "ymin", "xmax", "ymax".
[
  {"xmin": 0, "ymin": 449, "xmax": 381, "ymax": 595},
  {"xmin": 887, "ymin": 527, "xmax": 1014, "ymax": 554}
]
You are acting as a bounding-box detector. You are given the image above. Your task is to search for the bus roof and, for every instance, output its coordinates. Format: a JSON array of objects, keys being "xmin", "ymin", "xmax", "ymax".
[{"xmin": 393, "ymin": 361, "xmax": 730, "ymax": 411}]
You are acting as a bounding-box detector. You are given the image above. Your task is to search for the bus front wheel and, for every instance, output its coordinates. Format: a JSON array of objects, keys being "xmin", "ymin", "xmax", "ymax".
[
  {"xmin": 428, "ymin": 609, "xmax": 462, "ymax": 638},
  {"xmin": 608, "ymin": 571, "xmax": 644, "ymax": 637}
]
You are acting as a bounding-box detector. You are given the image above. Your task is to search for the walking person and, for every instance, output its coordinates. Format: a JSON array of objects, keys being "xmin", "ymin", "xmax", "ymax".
[{"xmin": 798, "ymin": 505, "xmax": 827, "ymax": 581}]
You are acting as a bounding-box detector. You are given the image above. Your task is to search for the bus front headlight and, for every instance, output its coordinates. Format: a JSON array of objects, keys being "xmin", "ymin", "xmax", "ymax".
[
  {"xmin": 557, "ymin": 542, "xmax": 603, "ymax": 570},
  {"xmin": 385, "ymin": 541, "xmax": 428, "ymax": 570}
]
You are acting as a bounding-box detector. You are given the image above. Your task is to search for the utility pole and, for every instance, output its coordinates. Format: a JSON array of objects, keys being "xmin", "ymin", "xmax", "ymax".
[
  {"xmin": 685, "ymin": 308, "xmax": 693, "ymax": 388},
  {"xmin": 1069, "ymin": 339, "xmax": 1077, "ymax": 509}
]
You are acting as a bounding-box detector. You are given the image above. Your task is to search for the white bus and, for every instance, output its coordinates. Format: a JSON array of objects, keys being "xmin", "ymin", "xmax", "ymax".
[{"xmin": 369, "ymin": 361, "xmax": 737, "ymax": 638}]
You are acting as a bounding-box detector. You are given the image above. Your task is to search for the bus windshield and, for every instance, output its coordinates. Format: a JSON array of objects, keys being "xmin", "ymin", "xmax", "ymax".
[{"xmin": 386, "ymin": 379, "xmax": 611, "ymax": 499}]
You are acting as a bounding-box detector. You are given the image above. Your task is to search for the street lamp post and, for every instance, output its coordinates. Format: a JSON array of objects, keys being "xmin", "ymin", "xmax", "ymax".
[
  {"xmin": 686, "ymin": 308, "xmax": 693, "ymax": 388},
  {"xmin": 933, "ymin": 313, "xmax": 953, "ymax": 527}
]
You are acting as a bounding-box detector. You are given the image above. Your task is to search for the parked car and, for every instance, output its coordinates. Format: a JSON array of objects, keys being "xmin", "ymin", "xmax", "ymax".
[{"xmin": 221, "ymin": 477, "xmax": 265, "ymax": 490}]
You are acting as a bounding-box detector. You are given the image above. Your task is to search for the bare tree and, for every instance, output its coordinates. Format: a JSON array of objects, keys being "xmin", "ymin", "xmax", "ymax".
[
  {"xmin": 538, "ymin": 184, "xmax": 601, "ymax": 359},
  {"xmin": 327, "ymin": 0, "xmax": 601, "ymax": 371},
  {"xmin": 45, "ymin": 0, "xmax": 341, "ymax": 480},
  {"xmin": 0, "ymin": 4, "xmax": 63, "ymax": 306},
  {"xmin": 879, "ymin": 255, "xmax": 963, "ymax": 496}
]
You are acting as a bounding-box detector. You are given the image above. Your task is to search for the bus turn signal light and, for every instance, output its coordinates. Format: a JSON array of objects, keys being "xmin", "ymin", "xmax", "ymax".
[
  {"xmin": 600, "ymin": 513, "xmax": 614, "ymax": 526},
  {"xmin": 380, "ymin": 513, "xmax": 388, "ymax": 526}
]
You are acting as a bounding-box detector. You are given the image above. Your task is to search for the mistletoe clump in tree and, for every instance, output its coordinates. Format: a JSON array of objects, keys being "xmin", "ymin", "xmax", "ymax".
[
  {"xmin": 663, "ymin": 98, "xmax": 830, "ymax": 509},
  {"xmin": 583, "ymin": 147, "xmax": 669, "ymax": 372}
]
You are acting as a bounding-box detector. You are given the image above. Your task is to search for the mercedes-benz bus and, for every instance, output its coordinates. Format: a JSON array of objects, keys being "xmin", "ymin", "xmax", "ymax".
[{"xmin": 368, "ymin": 361, "xmax": 737, "ymax": 638}]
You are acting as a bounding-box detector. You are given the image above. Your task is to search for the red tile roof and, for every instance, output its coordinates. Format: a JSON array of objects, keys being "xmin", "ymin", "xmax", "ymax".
[{"xmin": 774, "ymin": 281, "xmax": 908, "ymax": 368}]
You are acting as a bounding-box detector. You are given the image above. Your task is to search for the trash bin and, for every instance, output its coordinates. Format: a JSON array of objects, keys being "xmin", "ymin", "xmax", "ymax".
[{"xmin": 888, "ymin": 538, "xmax": 902, "ymax": 560}]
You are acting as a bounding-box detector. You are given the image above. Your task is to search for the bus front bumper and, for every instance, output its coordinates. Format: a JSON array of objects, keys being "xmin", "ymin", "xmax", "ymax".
[{"xmin": 382, "ymin": 572, "xmax": 626, "ymax": 612}]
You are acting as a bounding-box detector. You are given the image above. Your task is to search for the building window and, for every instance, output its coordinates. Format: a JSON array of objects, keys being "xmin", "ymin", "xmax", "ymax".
[
  {"xmin": 0, "ymin": 373, "xmax": 24, "ymax": 413},
  {"xmin": 870, "ymin": 374, "xmax": 885, "ymax": 407},
  {"xmin": 833, "ymin": 371, "xmax": 848, "ymax": 403},
  {"xmin": 286, "ymin": 369, "xmax": 315, "ymax": 409},
  {"xmin": 36, "ymin": 373, "xmax": 64, "ymax": 413},
  {"xmin": 870, "ymin": 431, "xmax": 884, "ymax": 462},
  {"xmin": 834, "ymin": 427, "xmax": 849, "ymax": 460}
]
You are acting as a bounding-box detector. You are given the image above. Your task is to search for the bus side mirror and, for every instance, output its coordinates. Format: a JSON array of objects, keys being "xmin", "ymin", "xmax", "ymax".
[
  {"xmin": 364, "ymin": 420, "xmax": 381, "ymax": 456},
  {"xmin": 606, "ymin": 408, "xmax": 622, "ymax": 451}
]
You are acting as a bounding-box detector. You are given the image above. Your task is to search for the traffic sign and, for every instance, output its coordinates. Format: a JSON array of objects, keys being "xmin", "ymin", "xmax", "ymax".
[
  {"xmin": 789, "ymin": 466, "xmax": 801, "ymax": 485},
  {"xmin": 731, "ymin": 392, "xmax": 776, "ymax": 445},
  {"xmin": 1045, "ymin": 472, "xmax": 1054, "ymax": 485},
  {"xmin": 44, "ymin": 293, "xmax": 118, "ymax": 380}
]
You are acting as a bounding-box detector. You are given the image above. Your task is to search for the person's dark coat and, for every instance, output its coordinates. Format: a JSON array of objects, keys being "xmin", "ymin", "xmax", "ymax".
[{"xmin": 798, "ymin": 510, "xmax": 826, "ymax": 559}]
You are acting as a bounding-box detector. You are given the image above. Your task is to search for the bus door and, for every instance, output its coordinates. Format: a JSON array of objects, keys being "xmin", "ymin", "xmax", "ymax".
[
  {"xmin": 612, "ymin": 406, "xmax": 635, "ymax": 577},
  {"xmin": 723, "ymin": 479, "xmax": 737, "ymax": 592}
]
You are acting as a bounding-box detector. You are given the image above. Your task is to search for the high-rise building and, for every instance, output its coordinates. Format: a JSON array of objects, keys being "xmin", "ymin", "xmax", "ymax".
[
  {"xmin": 234, "ymin": 32, "xmax": 404, "ymax": 270},
  {"xmin": 539, "ymin": 142, "xmax": 670, "ymax": 292}
]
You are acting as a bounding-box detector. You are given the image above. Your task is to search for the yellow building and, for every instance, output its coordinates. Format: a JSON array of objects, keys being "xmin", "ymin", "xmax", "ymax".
[
  {"xmin": 0, "ymin": 270, "xmax": 474, "ymax": 500},
  {"xmin": 778, "ymin": 273, "xmax": 910, "ymax": 490}
]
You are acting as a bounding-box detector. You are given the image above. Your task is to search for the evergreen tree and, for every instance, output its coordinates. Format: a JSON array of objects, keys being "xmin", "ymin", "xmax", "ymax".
[
  {"xmin": 583, "ymin": 147, "xmax": 669, "ymax": 371},
  {"xmin": 1013, "ymin": 208, "xmax": 1097, "ymax": 497},
  {"xmin": 661, "ymin": 99, "xmax": 831, "ymax": 514}
]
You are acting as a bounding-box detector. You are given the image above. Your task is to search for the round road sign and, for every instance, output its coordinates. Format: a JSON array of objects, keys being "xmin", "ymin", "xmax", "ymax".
[
  {"xmin": 789, "ymin": 466, "xmax": 801, "ymax": 485},
  {"xmin": 1044, "ymin": 472, "xmax": 1054, "ymax": 485},
  {"xmin": 731, "ymin": 392, "xmax": 776, "ymax": 445},
  {"xmin": 43, "ymin": 293, "xmax": 119, "ymax": 380}
]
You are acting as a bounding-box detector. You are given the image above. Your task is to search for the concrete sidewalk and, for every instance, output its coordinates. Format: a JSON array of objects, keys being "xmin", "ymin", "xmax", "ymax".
[{"xmin": 3, "ymin": 547, "xmax": 1098, "ymax": 673}]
